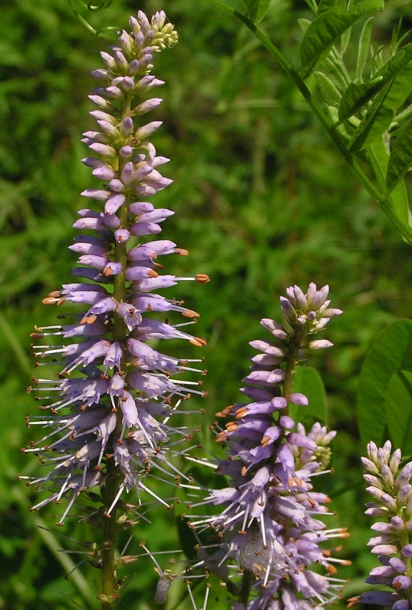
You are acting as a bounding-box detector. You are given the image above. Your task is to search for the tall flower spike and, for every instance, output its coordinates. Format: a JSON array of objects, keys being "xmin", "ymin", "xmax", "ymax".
[
  {"xmin": 188, "ymin": 284, "xmax": 347, "ymax": 609},
  {"xmin": 348, "ymin": 441, "xmax": 412, "ymax": 609},
  {"xmin": 20, "ymin": 11, "xmax": 208, "ymax": 535}
]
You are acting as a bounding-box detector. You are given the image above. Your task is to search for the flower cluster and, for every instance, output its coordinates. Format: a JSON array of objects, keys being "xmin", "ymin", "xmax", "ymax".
[
  {"xmin": 348, "ymin": 441, "xmax": 412, "ymax": 609},
  {"xmin": 20, "ymin": 11, "xmax": 208, "ymax": 526},
  {"xmin": 189, "ymin": 284, "xmax": 347, "ymax": 609}
]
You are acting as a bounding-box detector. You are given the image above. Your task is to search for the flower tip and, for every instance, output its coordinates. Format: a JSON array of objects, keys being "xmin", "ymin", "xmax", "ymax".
[
  {"xmin": 190, "ymin": 337, "xmax": 207, "ymax": 347},
  {"xmin": 175, "ymin": 248, "xmax": 189, "ymax": 256},
  {"xmin": 182, "ymin": 309, "xmax": 200, "ymax": 319},
  {"xmin": 80, "ymin": 314, "xmax": 98, "ymax": 325},
  {"xmin": 195, "ymin": 273, "xmax": 210, "ymax": 283}
]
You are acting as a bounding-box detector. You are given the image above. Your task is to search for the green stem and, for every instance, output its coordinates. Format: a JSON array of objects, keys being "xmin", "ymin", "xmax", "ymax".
[
  {"xmin": 99, "ymin": 94, "xmax": 134, "ymax": 609},
  {"xmin": 282, "ymin": 325, "xmax": 306, "ymax": 409},
  {"xmin": 100, "ymin": 464, "xmax": 120, "ymax": 609},
  {"xmin": 239, "ymin": 569, "xmax": 253, "ymax": 606}
]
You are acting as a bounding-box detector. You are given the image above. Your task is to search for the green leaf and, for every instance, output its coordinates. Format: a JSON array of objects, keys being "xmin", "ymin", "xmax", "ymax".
[
  {"xmin": 348, "ymin": 85, "xmax": 394, "ymax": 152},
  {"xmin": 347, "ymin": 49, "xmax": 412, "ymax": 152},
  {"xmin": 243, "ymin": 0, "xmax": 272, "ymax": 23},
  {"xmin": 291, "ymin": 366, "xmax": 327, "ymax": 423},
  {"xmin": 357, "ymin": 320, "xmax": 412, "ymax": 448},
  {"xmin": 317, "ymin": 0, "xmax": 335, "ymax": 13},
  {"xmin": 385, "ymin": 371, "xmax": 412, "ymax": 454},
  {"xmin": 368, "ymin": 138, "xmax": 389, "ymax": 190},
  {"xmin": 377, "ymin": 47, "xmax": 412, "ymax": 112},
  {"xmin": 299, "ymin": 0, "xmax": 384, "ymax": 79},
  {"xmin": 389, "ymin": 179, "xmax": 412, "ymax": 232},
  {"xmin": 341, "ymin": 44, "xmax": 412, "ymax": 122},
  {"xmin": 315, "ymin": 70, "xmax": 342, "ymax": 105},
  {"xmin": 317, "ymin": 55, "xmax": 349, "ymax": 93},
  {"xmin": 368, "ymin": 140, "xmax": 411, "ymax": 231},
  {"xmin": 386, "ymin": 116, "xmax": 412, "ymax": 191},
  {"xmin": 338, "ymin": 77, "xmax": 384, "ymax": 121},
  {"xmin": 356, "ymin": 16, "xmax": 374, "ymax": 81},
  {"xmin": 318, "ymin": 0, "xmax": 337, "ymax": 15},
  {"xmin": 298, "ymin": 17, "xmax": 312, "ymax": 34},
  {"xmin": 340, "ymin": 25, "xmax": 352, "ymax": 55},
  {"xmin": 177, "ymin": 517, "xmax": 199, "ymax": 560}
]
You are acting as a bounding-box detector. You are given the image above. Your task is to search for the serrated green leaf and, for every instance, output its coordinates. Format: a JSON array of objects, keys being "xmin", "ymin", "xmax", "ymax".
[
  {"xmin": 386, "ymin": 116, "xmax": 412, "ymax": 190},
  {"xmin": 348, "ymin": 85, "xmax": 394, "ymax": 152},
  {"xmin": 356, "ymin": 16, "xmax": 374, "ymax": 80},
  {"xmin": 357, "ymin": 320, "xmax": 412, "ymax": 447},
  {"xmin": 243, "ymin": 0, "xmax": 272, "ymax": 23},
  {"xmin": 299, "ymin": 0, "xmax": 384, "ymax": 79},
  {"xmin": 290, "ymin": 366, "xmax": 327, "ymax": 423},
  {"xmin": 385, "ymin": 371, "xmax": 412, "ymax": 454},
  {"xmin": 315, "ymin": 70, "xmax": 342, "ymax": 105}
]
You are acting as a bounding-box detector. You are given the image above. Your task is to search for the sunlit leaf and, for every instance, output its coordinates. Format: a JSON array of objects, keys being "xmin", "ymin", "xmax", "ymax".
[
  {"xmin": 386, "ymin": 116, "xmax": 412, "ymax": 191},
  {"xmin": 357, "ymin": 320, "xmax": 412, "ymax": 447},
  {"xmin": 299, "ymin": 0, "xmax": 384, "ymax": 79}
]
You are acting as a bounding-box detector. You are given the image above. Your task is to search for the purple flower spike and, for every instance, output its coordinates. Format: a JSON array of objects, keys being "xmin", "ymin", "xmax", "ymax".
[
  {"xmin": 21, "ymin": 11, "xmax": 208, "ymax": 530},
  {"xmin": 348, "ymin": 442, "xmax": 412, "ymax": 609},
  {"xmin": 189, "ymin": 285, "xmax": 347, "ymax": 608}
]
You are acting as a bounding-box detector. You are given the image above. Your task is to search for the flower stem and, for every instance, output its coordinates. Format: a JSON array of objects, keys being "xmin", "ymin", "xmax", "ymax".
[
  {"xmin": 100, "ymin": 463, "xmax": 120, "ymax": 608},
  {"xmin": 283, "ymin": 325, "xmax": 305, "ymax": 408},
  {"xmin": 239, "ymin": 569, "xmax": 253, "ymax": 606}
]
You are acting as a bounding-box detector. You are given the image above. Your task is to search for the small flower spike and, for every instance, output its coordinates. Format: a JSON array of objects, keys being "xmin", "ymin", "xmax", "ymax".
[
  {"xmin": 188, "ymin": 284, "xmax": 347, "ymax": 609},
  {"xmin": 348, "ymin": 441, "xmax": 412, "ymax": 609},
  {"xmin": 20, "ymin": 11, "xmax": 208, "ymax": 526}
]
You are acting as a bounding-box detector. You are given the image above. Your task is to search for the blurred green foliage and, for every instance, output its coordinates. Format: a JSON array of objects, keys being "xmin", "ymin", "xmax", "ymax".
[{"xmin": 1, "ymin": 0, "xmax": 412, "ymax": 607}]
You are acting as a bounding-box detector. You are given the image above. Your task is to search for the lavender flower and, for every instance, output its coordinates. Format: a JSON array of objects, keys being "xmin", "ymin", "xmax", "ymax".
[
  {"xmin": 20, "ymin": 11, "xmax": 208, "ymax": 532},
  {"xmin": 348, "ymin": 441, "xmax": 412, "ymax": 609},
  {"xmin": 188, "ymin": 284, "xmax": 347, "ymax": 609}
]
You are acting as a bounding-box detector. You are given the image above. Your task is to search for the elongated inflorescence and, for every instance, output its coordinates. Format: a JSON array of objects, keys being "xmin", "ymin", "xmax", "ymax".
[
  {"xmin": 348, "ymin": 441, "xmax": 412, "ymax": 609},
  {"xmin": 21, "ymin": 11, "xmax": 208, "ymax": 526},
  {"xmin": 188, "ymin": 284, "xmax": 348, "ymax": 609}
]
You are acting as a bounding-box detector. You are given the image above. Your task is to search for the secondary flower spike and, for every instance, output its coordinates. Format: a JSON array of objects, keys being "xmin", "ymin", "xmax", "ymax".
[
  {"xmin": 21, "ymin": 11, "xmax": 208, "ymax": 526},
  {"xmin": 348, "ymin": 441, "xmax": 412, "ymax": 609},
  {"xmin": 188, "ymin": 284, "xmax": 348, "ymax": 609}
]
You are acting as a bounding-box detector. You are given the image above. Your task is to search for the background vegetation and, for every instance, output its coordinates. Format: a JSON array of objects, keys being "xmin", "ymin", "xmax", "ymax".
[{"xmin": 1, "ymin": 0, "xmax": 412, "ymax": 607}]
